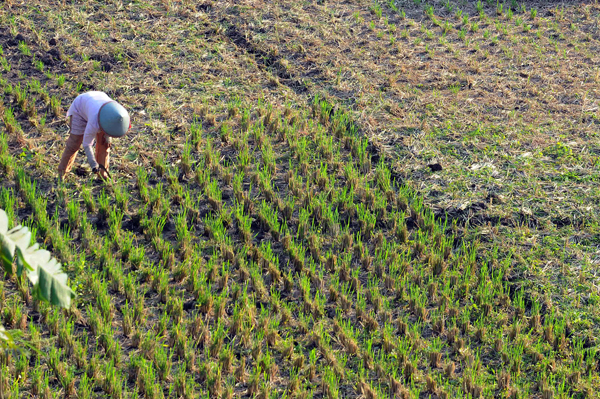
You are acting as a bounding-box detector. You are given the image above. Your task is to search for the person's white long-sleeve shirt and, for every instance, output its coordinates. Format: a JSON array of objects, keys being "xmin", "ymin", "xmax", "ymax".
[{"xmin": 66, "ymin": 91, "xmax": 113, "ymax": 169}]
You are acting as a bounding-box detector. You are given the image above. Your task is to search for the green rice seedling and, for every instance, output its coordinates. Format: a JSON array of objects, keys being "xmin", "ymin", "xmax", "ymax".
[
  {"xmin": 166, "ymin": 164, "xmax": 181, "ymax": 190},
  {"xmin": 121, "ymin": 300, "xmax": 136, "ymax": 338},
  {"xmin": 236, "ymin": 145, "xmax": 252, "ymax": 174},
  {"xmin": 429, "ymin": 337, "xmax": 443, "ymax": 368},
  {"xmin": 321, "ymin": 366, "xmax": 340, "ymax": 398},
  {"xmin": 209, "ymin": 321, "xmax": 227, "ymax": 359},
  {"xmin": 203, "ymin": 137, "xmax": 220, "ymax": 171},
  {"xmin": 314, "ymin": 162, "xmax": 329, "ymax": 191},
  {"xmin": 234, "ymin": 201, "xmax": 253, "ymax": 243},
  {"xmin": 219, "ymin": 122, "xmax": 232, "ymax": 144},
  {"xmin": 101, "ymin": 359, "xmax": 124, "ymax": 398},
  {"xmin": 177, "ymin": 141, "xmax": 193, "ymax": 176},
  {"xmin": 28, "ymin": 358, "xmax": 46, "ymax": 396},
  {"xmin": 297, "ymin": 207, "xmax": 310, "ymax": 241},
  {"xmin": 261, "ymin": 141, "xmax": 277, "ymax": 175},
  {"xmin": 77, "ymin": 373, "xmax": 93, "ymax": 399},
  {"xmin": 175, "ymin": 210, "xmax": 192, "ymax": 258},
  {"xmin": 193, "ymin": 272, "xmax": 212, "ymax": 314},
  {"xmin": 33, "ymin": 57, "xmax": 44, "ymax": 72},
  {"xmin": 239, "ymin": 107, "xmax": 250, "ymax": 133},
  {"xmin": 128, "ymin": 242, "xmax": 145, "ymax": 269},
  {"xmin": 113, "ymin": 183, "xmax": 129, "ymax": 213},
  {"xmin": 337, "ymin": 187, "xmax": 356, "ymax": 217},
  {"xmin": 0, "ymin": 56, "xmax": 9, "ymax": 73},
  {"xmin": 27, "ymin": 77, "xmax": 41, "ymax": 94},
  {"xmin": 0, "ymin": 188, "xmax": 16, "ymax": 228},
  {"xmin": 173, "ymin": 364, "xmax": 194, "ymax": 398},
  {"xmin": 24, "ymin": 100, "xmax": 37, "ymax": 122},
  {"xmin": 108, "ymin": 208, "xmax": 124, "ymax": 243},
  {"xmin": 3, "ymin": 107, "xmax": 21, "ymax": 136},
  {"xmin": 280, "ymin": 195, "xmax": 295, "ymax": 221},
  {"xmin": 136, "ymin": 166, "xmax": 149, "ymax": 202},
  {"xmin": 96, "ymin": 188, "xmax": 111, "ymax": 222},
  {"xmin": 117, "ymin": 230, "xmax": 134, "ymax": 262},
  {"xmin": 144, "ymin": 214, "xmax": 167, "ymax": 241},
  {"xmin": 356, "ymin": 203, "xmax": 376, "ymax": 238},
  {"xmin": 132, "ymin": 356, "xmax": 155, "ymax": 398},
  {"xmin": 194, "ymin": 157, "xmax": 211, "ymax": 189},
  {"xmin": 168, "ymin": 321, "xmax": 187, "ymax": 360},
  {"xmin": 50, "ymin": 95, "xmax": 62, "ymax": 116},
  {"xmin": 2, "ymin": 297, "xmax": 22, "ymax": 329},
  {"xmin": 167, "ymin": 294, "xmax": 184, "ymax": 324},
  {"xmin": 205, "ymin": 179, "xmax": 222, "ymax": 211},
  {"xmin": 106, "ymin": 258, "xmax": 125, "ymax": 293},
  {"xmin": 57, "ymin": 318, "xmax": 75, "ymax": 355},
  {"xmin": 57, "ymin": 362, "xmax": 76, "ymax": 397},
  {"xmin": 66, "ymin": 199, "xmax": 81, "ymax": 230},
  {"xmin": 186, "ymin": 117, "xmax": 203, "ymax": 150},
  {"xmin": 97, "ymin": 293, "xmax": 113, "ymax": 327},
  {"xmin": 47, "ymin": 346, "xmax": 66, "ymax": 386},
  {"xmin": 148, "ymin": 182, "xmax": 166, "ymax": 214},
  {"xmin": 127, "ymin": 290, "xmax": 146, "ymax": 330},
  {"xmin": 73, "ymin": 338, "xmax": 90, "ymax": 371},
  {"xmin": 151, "ymin": 294, "xmax": 170, "ymax": 332},
  {"xmin": 250, "ymin": 264, "xmax": 267, "ymax": 300},
  {"xmin": 77, "ymin": 186, "xmax": 94, "ymax": 214},
  {"xmin": 153, "ymin": 152, "xmax": 167, "ymax": 177},
  {"xmin": 424, "ymin": 5, "xmax": 434, "ymax": 18},
  {"xmin": 259, "ymin": 200, "xmax": 281, "ymax": 240},
  {"xmin": 530, "ymin": 8, "xmax": 537, "ymax": 19},
  {"xmin": 0, "ymin": 134, "xmax": 12, "ymax": 176},
  {"xmin": 3, "ymin": 81, "xmax": 12, "ymax": 96},
  {"xmin": 292, "ymin": 133, "xmax": 310, "ymax": 164},
  {"xmin": 256, "ymin": 165, "xmax": 275, "ymax": 202},
  {"xmin": 56, "ymin": 74, "xmax": 66, "ymax": 87},
  {"xmin": 204, "ymin": 212, "xmax": 227, "ymax": 243},
  {"xmin": 17, "ymin": 40, "xmax": 30, "ymax": 56}
]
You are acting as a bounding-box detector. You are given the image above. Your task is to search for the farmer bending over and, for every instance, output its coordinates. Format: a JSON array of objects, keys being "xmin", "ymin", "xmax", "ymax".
[{"xmin": 58, "ymin": 91, "xmax": 130, "ymax": 180}]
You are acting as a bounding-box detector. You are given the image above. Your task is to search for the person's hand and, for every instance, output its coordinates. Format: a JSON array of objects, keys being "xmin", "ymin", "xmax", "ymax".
[
  {"xmin": 98, "ymin": 169, "xmax": 110, "ymax": 181},
  {"xmin": 92, "ymin": 166, "xmax": 105, "ymax": 181},
  {"xmin": 93, "ymin": 166, "xmax": 110, "ymax": 181}
]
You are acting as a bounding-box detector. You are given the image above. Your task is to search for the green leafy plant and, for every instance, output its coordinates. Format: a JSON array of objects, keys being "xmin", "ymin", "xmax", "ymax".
[{"xmin": 0, "ymin": 208, "xmax": 75, "ymax": 347}]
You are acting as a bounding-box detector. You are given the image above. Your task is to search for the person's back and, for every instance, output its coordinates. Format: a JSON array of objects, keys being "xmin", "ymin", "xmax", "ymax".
[{"xmin": 68, "ymin": 91, "xmax": 112, "ymax": 123}]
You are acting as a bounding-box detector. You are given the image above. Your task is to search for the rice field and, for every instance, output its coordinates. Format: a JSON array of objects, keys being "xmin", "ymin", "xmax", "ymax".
[{"xmin": 0, "ymin": 1, "xmax": 599, "ymax": 398}]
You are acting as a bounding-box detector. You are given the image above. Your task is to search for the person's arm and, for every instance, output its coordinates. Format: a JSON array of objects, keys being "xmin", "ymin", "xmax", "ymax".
[{"xmin": 81, "ymin": 122, "xmax": 99, "ymax": 171}]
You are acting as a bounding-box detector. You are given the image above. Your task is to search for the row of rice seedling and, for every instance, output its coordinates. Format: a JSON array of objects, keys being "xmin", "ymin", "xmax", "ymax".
[{"xmin": 2, "ymin": 79, "xmax": 596, "ymax": 396}]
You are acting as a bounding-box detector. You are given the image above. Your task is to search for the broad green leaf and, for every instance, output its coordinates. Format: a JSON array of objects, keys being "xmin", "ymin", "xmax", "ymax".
[
  {"xmin": 0, "ymin": 209, "xmax": 15, "ymax": 273},
  {"xmin": 4, "ymin": 225, "xmax": 35, "ymax": 276},
  {"xmin": 37, "ymin": 258, "xmax": 75, "ymax": 308},
  {"xmin": 0, "ymin": 324, "xmax": 14, "ymax": 349},
  {"xmin": 0, "ymin": 234, "xmax": 14, "ymax": 273},
  {"xmin": 6, "ymin": 225, "xmax": 32, "ymax": 248},
  {"xmin": 17, "ymin": 245, "xmax": 75, "ymax": 309},
  {"xmin": 0, "ymin": 209, "xmax": 8, "ymax": 233},
  {"xmin": 0, "ymin": 208, "xmax": 75, "ymax": 308}
]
